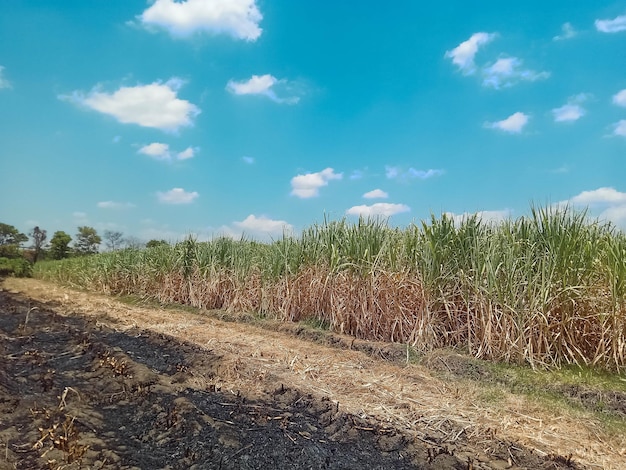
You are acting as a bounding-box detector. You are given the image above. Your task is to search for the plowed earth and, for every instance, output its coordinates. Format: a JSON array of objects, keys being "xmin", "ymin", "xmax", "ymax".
[{"xmin": 0, "ymin": 278, "xmax": 622, "ymax": 469}]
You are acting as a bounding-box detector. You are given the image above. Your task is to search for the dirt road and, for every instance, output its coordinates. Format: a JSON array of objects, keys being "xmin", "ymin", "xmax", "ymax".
[{"xmin": 1, "ymin": 278, "xmax": 622, "ymax": 469}]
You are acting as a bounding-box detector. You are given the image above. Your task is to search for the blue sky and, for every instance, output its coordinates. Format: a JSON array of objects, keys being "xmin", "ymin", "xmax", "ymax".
[{"xmin": 1, "ymin": 1, "xmax": 625, "ymax": 243}]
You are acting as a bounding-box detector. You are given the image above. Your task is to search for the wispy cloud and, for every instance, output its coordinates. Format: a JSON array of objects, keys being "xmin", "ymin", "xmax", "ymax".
[
  {"xmin": 346, "ymin": 203, "xmax": 410, "ymax": 217},
  {"xmin": 482, "ymin": 57, "xmax": 550, "ymax": 89},
  {"xmin": 363, "ymin": 189, "xmax": 388, "ymax": 199},
  {"xmin": 612, "ymin": 120, "xmax": 626, "ymax": 137},
  {"xmin": 445, "ymin": 32, "xmax": 496, "ymax": 75},
  {"xmin": 137, "ymin": 0, "xmax": 263, "ymax": 41},
  {"xmin": 138, "ymin": 142, "xmax": 198, "ymax": 160},
  {"xmin": 552, "ymin": 104, "xmax": 584, "ymax": 122},
  {"xmin": 552, "ymin": 93, "xmax": 590, "ymax": 122},
  {"xmin": 613, "ymin": 89, "xmax": 626, "ymax": 107},
  {"xmin": 60, "ymin": 78, "xmax": 200, "ymax": 132},
  {"xmin": 485, "ymin": 112, "xmax": 529, "ymax": 133},
  {"xmin": 290, "ymin": 168, "xmax": 342, "ymax": 198},
  {"xmin": 72, "ymin": 211, "xmax": 88, "ymax": 224},
  {"xmin": 157, "ymin": 188, "xmax": 199, "ymax": 204},
  {"xmin": 0, "ymin": 66, "xmax": 11, "ymax": 89},
  {"xmin": 444, "ymin": 209, "xmax": 512, "ymax": 226},
  {"xmin": 97, "ymin": 201, "xmax": 135, "ymax": 210},
  {"xmin": 226, "ymin": 74, "xmax": 300, "ymax": 104},
  {"xmin": 550, "ymin": 165, "xmax": 570, "ymax": 174},
  {"xmin": 553, "ymin": 22, "xmax": 577, "ymax": 41},
  {"xmin": 385, "ymin": 166, "xmax": 444, "ymax": 181},
  {"xmin": 349, "ymin": 169, "xmax": 364, "ymax": 180},
  {"xmin": 595, "ymin": 13, "xmax": 626, "ymax": 33}
]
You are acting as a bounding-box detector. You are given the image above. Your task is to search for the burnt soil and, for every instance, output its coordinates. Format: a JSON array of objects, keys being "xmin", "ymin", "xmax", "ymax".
[{"xmin": 0, "ymin": 288, "xmax": 582, "ymax": 470}]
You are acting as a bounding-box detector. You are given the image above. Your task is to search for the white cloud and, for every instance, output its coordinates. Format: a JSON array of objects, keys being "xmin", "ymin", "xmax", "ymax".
[
  {"xmin": 570, "ymin": 187, "xmax": 626, "ymax": 205},
  {"xmin": 226, "ymin": 74, "xmax": 300, "ymax": 104},
  {"xmin": 227, "ymin": 74, "xmax": 275, "ymax": 95},
  {"xmin": 595, "ymin": 14, "xmax": 626, "ymax": 33},
  {"xmin": 346, "ymin": 203, "xmax": 410, "ymax": 218},
  {"xmin": 445, "ymin": 32, "xmax": 496, "ymax": 75},
  {"xmin": 73, "ymin": 211, "xmax": 87, "ymax": 219},
  {"xmin": 552, "ymin": 94, "xmax": 589, "ymax": 122},
  {"xmin": 138, "ymin": 142, "xmax": 197, "ymax": 160},
  {"xmin": 444, "ymin": 209, "xmax": 511, "ymax": 226},
  {"xmin": 290, "ymin": 168, "xmax": 343, "ymax": 198},
  {"xmin": 613, "ymin": 89, "xmax": 626, "ymax": 107},
  {"xmin": 138, "ymin": 0, "xmax": 262, "ymax": 41},
  {"xmin": 177, "ymin": 147, "xmax": 196, "ymax": 160},
  {"xmin": 157, "ymin": 188, "xmax": 199, "ymax": 204},
  {"xmin": 613, "ymin": 120, "xmax": 626, "ymax": 137},
  {"xmin": 559, "ymin": 187, "xmax": 626, "ymax": 228},
  {"xmin": 554, "ymin": 22, "xmax": 577, "ymax": 41},
  {"xmin": 600, "ymin": 205, "xmax": 626, "ymax": 227},
  {"xmin": 97, "ymin": 201, "xmax": 135, "ymax": 209},
  {"xmin": 234, "ymin": 215, "xmax": 293, "ymax": 235},
  {"xmin": 139, "ymin": 142, "xmax": 171, "ymax": 159},
  {"xmin": 386, "ymin": 166, "xmax": 444, "ymax": 180},
  {"xmin": 0, "ymin": 66, "xmax": 11, "ymax": 89},
  {"xmin": 363, "ymin": 189, "xmax": 388, "ymax": 199},
  {"xmin": 216, "ymin": 215, "xmax": 294, "ymax": 240},
  {"xmin": 552, "ymin": 104, "xmax": 584, "ymax": 122},
  {"xmin": 242, "ymin": 156, "xmax": 255, "ymax": 164},
  {"xmin": 61, "ymin": 78, "xmax": 200, "ymax": 132},
  {"xmin": 482, "ymin": 57, "xmax": 550, "ymax": 89},
  {"xmin": 485, "ymin": 112, "xmax": 529, "ymax": 133}
]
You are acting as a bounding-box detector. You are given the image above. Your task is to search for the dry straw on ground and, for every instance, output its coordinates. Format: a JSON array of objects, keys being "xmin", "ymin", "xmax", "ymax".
[{"xmin": 5, "ymin": 277, "xmax": 626, "ymax": 469}]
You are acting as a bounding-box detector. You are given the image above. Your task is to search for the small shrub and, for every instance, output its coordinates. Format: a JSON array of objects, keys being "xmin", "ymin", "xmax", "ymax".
[{"xmin": 0, "ymin": 257, "xmax": 33, "ymax": 277}]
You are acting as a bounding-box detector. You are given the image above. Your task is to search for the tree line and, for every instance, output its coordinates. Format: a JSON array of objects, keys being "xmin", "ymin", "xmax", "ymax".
[{"xmin": 0, "ymin": 222, "xmax": 168, "ymax": 275}]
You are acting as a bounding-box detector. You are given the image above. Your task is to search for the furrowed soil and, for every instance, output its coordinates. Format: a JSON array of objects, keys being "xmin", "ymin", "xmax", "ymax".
[{"xmin": 1, "ymin": 278, "xmax": 624, "ymax": 469}]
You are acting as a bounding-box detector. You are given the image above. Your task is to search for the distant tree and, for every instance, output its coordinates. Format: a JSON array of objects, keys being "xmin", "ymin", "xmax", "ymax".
[
  {"xmin": 123, "ymin": 236, "xmax": 145, "ymax": 250},
  {"xmin": 146, "ymin": 239, "xmax": 168, "ymax": 249},
  {"xmin": 74, "ymin": 226, "xmax": 101, "ymax": 255},
  {"xmin": 0, "ymin": 223, "xmax": 28, "ymax": 258},
  {"xmin": 49, "ymin": 231, "xmax": 72, "ymax": 260},
  {"xmin": 29, "ymin": 226, "xmax": 47, "ymax": 263},
  {"xmin": 103, "ymin": 230, "xmax": 124, "ymax": 251}
]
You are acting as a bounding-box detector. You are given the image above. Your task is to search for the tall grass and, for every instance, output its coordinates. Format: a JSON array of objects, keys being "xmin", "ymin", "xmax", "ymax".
[{"xmin": 35, "ymin": 206, "xmax": 626, "ymax": 370}]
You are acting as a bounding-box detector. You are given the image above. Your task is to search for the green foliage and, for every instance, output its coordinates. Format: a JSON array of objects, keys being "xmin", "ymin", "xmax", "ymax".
[
  {"xmin": 0, "ymin": 244, "xmax": 22, "ymax": 259},
  {"xmin": 0, "ymin": 257, "xmax": 33, "ymax": 277},
  {"xmin": 74, "ymin": 226, "xmax": 101, "ymax": 255},
  {"xmin": 50, "ymin": 231, "xmax": 72, "ymax": 260},
  {"xmin": 0, "ymin": 223, "xmax": 28, "ymax": 259},
  {"xmin": 0, "ymin": 222, "xmax": 28, "ymax": 246},
  {"xmin": 146, "ymin": 239, "xmax": 169, "ymax": 249},
  {"xmin": 34, "ymin": 206, "xmax": 626, "ymax": 371}
]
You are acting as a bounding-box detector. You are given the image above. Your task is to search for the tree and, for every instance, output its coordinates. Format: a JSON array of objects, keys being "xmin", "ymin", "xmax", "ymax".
[
  {"xmin": 123, "ymin": 236, "xmax": 145, "ymax": 250},
  {"xmin": 146, "ymin": 239, "xmax": 168, "ymax": 249},
  {"xmin": 49, "ymin": 231, "xmax": 72, "ymax": 260},
  {"xmin": 0, "ymin": 223, "xmax": 28, "ymax": 258},
  {"xmin": 103, "ymin": 230, "xmax": 124, "ymax": 251},
  {"xmin": 74, "ymin": 226, "xmax": 101, "ymax": 255},
  {"xmin": 29, "ymin": 226, "xmax": 47, "ymax": 263}
]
